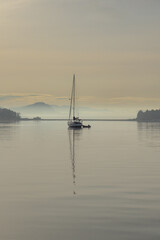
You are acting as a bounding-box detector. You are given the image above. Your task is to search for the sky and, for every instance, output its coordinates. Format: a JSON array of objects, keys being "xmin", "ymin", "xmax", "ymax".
[{"xmin": 0, "ymin": 0, "xmax": 160, "ymax": 118}]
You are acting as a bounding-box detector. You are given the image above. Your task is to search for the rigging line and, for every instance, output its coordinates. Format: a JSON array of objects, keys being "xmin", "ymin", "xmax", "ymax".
[
  {"xmin": 69, "ymin": 75, "xmax": 74, "ymax": 120},
  {"xmin": 75, "ymin": 76, "xmax": 79, "ymax": 118}
]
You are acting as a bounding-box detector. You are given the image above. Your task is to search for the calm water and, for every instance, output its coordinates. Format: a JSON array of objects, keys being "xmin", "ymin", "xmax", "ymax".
[{"xmin": 0, "ymin": 121, "xmax": 160, "ymax": 240}]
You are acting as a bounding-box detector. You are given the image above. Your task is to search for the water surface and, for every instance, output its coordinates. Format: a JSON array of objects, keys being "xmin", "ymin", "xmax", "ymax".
[{"xmin": 0, "ymin": 121, "xmax": 160, "ymax": 240}]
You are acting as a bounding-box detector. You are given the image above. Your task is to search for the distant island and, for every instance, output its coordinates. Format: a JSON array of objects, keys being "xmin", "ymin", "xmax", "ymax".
[
  {"xmin": 0, "ymin": 108, "xmax": 21, "ymax": 122},
  {"xmin": 0, "ymin": 107, "xmax": 43, "ymax": 122},
  {"xmin": 1, "ymin": 104, "xmax": 160, "ymax": 123},
  {"xmin": 137, "ymin": 109, "xmax": 160, "ymax": 122}
]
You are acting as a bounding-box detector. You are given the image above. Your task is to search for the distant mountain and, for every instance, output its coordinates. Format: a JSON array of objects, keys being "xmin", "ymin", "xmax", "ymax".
[
  {"xmin": 24, "ymin": 102, "xmax": 53, "ymax": 110},
  {"xmin": 12, "ymin": 102, "xmax": 69, "ymax": 118}
]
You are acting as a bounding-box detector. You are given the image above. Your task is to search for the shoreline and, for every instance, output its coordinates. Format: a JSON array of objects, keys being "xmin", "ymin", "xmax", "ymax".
[
  {"xmin": 21, "ymin": 118, "xmax": 137, "ymax": 122},
  {"xmin": 2, "ymin": 118, "xmax": 160, "ymax": 122}
]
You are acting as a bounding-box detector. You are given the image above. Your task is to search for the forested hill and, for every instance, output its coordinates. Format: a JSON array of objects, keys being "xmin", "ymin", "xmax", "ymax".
[
  {"xmin": 0, "ymin": 108, "xmax": 21, "ymax": 122},
  {"xmin": 137, "ymin": 109, "xmax": 160, "ymax": 122}
]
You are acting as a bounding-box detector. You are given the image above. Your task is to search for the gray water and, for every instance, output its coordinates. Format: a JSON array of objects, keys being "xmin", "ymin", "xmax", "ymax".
[{"xmin": 0, "ymin": 121, "xmax": 160, "ymax": 240}]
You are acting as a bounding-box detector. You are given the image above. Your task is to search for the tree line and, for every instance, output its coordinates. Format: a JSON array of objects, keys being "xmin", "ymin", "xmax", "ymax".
[
  {"xmin": 137, "ymin": 109, "xmax": 160, "ymax": 122},
  {"xmin": 0, "ymin": 108, "xmax": 21, "ymax": 122}
]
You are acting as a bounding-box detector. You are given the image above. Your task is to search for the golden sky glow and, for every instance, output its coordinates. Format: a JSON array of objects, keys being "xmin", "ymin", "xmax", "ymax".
[{"xmin": 0, "ymin": 0, "xmax": 160, "ymax": 117}]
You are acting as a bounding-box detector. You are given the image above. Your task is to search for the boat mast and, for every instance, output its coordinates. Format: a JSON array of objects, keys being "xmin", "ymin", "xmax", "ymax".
[
  {"xmin": 73, "ymin": 74, "xmax": 75, "ymax": 119},
  {"xmin": 68, "ymin": 74, "xmax": 76, "ymax": 120}
]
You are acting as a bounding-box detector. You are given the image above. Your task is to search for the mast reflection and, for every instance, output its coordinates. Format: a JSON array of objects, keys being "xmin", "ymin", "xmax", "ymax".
[{"xmin": 68, "ymin": 128, "xmax": 82, "ymax": 195}]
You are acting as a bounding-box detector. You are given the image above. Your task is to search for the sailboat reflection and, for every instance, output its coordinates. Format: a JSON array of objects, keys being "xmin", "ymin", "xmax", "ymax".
[{"xmin": 68, "ymin": 128, "xmax": 82, "ymax": 195}]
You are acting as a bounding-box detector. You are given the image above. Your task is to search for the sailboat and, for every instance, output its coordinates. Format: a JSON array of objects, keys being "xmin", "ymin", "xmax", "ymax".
[{"xmin": 68, "ymin": 74, "xmax": 83, "ymax": 128}]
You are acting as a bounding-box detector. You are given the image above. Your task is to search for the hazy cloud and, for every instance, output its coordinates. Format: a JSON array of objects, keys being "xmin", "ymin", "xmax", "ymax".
[
  {"xmin": 1, "ymin": 0, "xmax": 160, "ymax": 117},
  {"xmin": 0, "ymin": 93, "xmax": 56, "ymax": 107},
  {"xmin": 56, "ymin": 97, "xmax": 69, "ymax": 100},
  {"xmin": 0, "ymin": 95, "xmax": 23, "ymax": 101}
]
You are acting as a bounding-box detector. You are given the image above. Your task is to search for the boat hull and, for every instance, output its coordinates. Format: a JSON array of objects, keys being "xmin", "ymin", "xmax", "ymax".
[{"xmin": 68, "ymin": 121, "xmax": 83, "ymax": 128}]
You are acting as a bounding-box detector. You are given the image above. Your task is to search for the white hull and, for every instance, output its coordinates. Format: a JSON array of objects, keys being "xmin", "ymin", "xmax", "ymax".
[{"xmin": 68, "ymin": 120, "xmax": 83, "ymax": 128}]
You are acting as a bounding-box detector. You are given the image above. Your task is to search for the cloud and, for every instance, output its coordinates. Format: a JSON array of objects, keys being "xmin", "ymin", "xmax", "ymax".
[
  {"xmin": 78, "ymin": 96, "xmax": 96, "ymax": 102},
  {"xmin": 0, "ymin": 0, "xmax": 32, "ymax": 8},
  {"xmin": 106, "ymin": 97, "xmax": 160, "ymax": 105},
  {"xmin": 0, "ymin": 93, "xmax": 56, "ymax": 107},
  {"xmin": 56, "ymin": 96, "xmax": 69, "ymax": 100},
  {"xmin": 0, "ymin": 94, "xmax": 24, "ymax": 101},
  {"xmin": 0, "ymin": 0, "xmax": 34, "ymax": 22}
]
